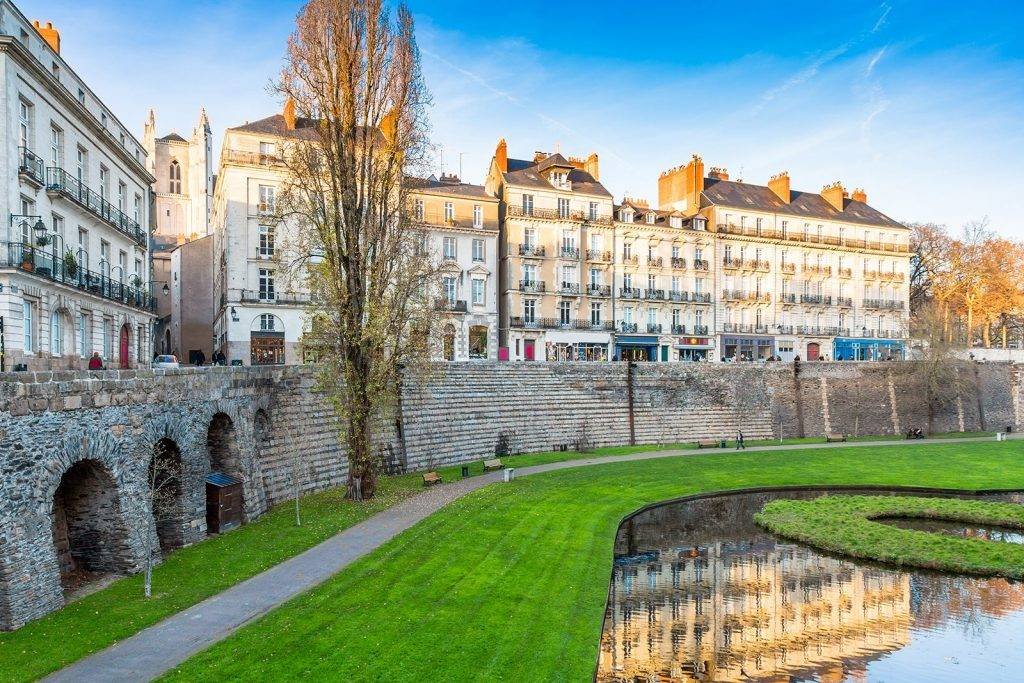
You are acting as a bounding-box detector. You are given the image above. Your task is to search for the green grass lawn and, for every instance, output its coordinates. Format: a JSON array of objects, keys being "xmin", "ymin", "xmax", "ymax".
[
  {"xmin": 757, "ymin": 494, "xmax": 1024, "ymax": 578},
  {"xmin": 162, "ymin": 439, "xmax": 1024, "ymax": 682}
]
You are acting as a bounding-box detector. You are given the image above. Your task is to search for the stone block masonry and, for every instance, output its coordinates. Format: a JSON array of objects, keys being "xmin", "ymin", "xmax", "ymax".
[{"xmin": 0, "ymin": 360, "xmax": 1021, "ymax": 629}]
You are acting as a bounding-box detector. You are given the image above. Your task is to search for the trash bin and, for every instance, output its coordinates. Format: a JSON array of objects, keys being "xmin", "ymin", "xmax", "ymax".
[
  {"xmin": 503, "ymin": 468, "xmax": 516, "ymax": 483},
  {"xmin": 461, "ymin": 465, "xmax": 469, "ymax": 478}
]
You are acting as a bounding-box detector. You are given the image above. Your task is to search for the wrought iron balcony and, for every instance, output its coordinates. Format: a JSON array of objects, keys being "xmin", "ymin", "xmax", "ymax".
[
  {"xmin": 800, "ymin": 294, "xmax": 832, "ymax": 305},
  {"xmin": 559, "ymin": 246, "xmax": 580, "ymax": 259},
  {"xmin": 586, "ymin": 249, "xmax": 612, "ymax": 262},
  {"xmin": 645, "ymin": 288, "xmax": 664, "ymax": 300},
  {"xmin": 723, "ymin": 257, "xmax": 743, "ymax": 269},
  {"xmin": 619, "ymin": 287, "xmax": 643, "ymax": 299},
  {"xmin": 46, "ymin": 167, "xmax": 147, "ymax": 246},
  {"xmin": 18, "ymin": 147, "xmax": 45, "ymax": 187},
  {"xmin": 646, "ymin": 323, "xmax": 663, "ymax": 334},
  {"xmin": 780, "ymin": 262, "xmax": 796, "ymax": 274},
  {"xmin": 619, "ymin": 322, "xmax": 638, "ymax": 333},
  {"xmin": 573, "ymin": 319, "xmax": 614, "ymax": 331},
  {"xmin": 692, "ymin": 259, "xmax": 709, "ymax": 271},
  {"xmin": 223, "ymin": 149, "xmax": 285, "ymax": 167},
  {"xmin": 241, "ymin": 289, "xmax": 314, "ymax": 306},
  {"xmin": 647, "ymin": 257, "xmax": 663, "ymax": 267},
  {"xmin": 518, "ymin": 244, "xmax": 545, "ymax": 257},
  {"xmin": 863, "ymin": 299, "xmax": 904, "ymax": 310},
  {"xmin": 519, "ymin": 279, "xmax": 546, "ymax": 293},
  {"xmin": 836, "ymin": 296, "xmax": 854, "ymax": 307},
  {"xmin": 779, "ymin": 293, "xmax": 797, "ymax": 304},
  {"xmin": 557, "ymin": 282, "xmax": 581, "ymax": 295},
  {"xmin": 689, "ymin": 292, "xmax": 712, "ymax": 303},
  {"xmin": 587, "ymin": 284, "xmax": 611, "ymax": 297},
  {"xmin": 0, "ymin": 242, "xmax": 155, "ymax": 312},
  {"xmin": 510, "ymin": 316, "xmax": 558, "ymax": 329},
  {"xmin": 667, "ymin": 291, "xmax": 687, "ymax": 302},
  {"xmin": 723, "ymin": 323, "xmax": 754, "ymax": 333},
  {"xmin": 431, "ymin": 297, "xmax": 468, "ymax": 312},
  {"xmin": 671, "ymin": 324, "xmax": 686, "ymax": 335},
  {"xmin": 838, "ymin": 267, "xmax": 853, "ymax": 278},
  {"xmin": 692, "ymin": 324, "xmax": 709, "ymax": 335},
  {"xmin": 777, "ymin": 325, "xmax": 794, "ymax": 335},
  {"xmin": 671, "ymin": 257, "xmax": 686, "ymax": 269},
  {"xmin": 621, "ymin": 254, "xmax": 639, "ymax": 265}
]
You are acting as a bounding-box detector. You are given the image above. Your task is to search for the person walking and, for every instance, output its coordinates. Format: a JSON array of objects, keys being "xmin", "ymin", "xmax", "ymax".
[{"xmin": 736, "ymin": 429, "xmax": 746, "ymax": 450}]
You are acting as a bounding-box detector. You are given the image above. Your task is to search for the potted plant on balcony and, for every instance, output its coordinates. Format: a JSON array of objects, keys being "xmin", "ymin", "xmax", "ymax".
[
  {"xmin": 35, "ymin": 234, "xmax": 50, "ymax": 247},
  {"xmin": 129, "ymin": 274, "xmax": 142, "ymax": 289},
  {"xmin": 63, "ymin": 250, "xmax": 78, "ymax": 278},
  {"xmin": 20, "ymin": 244, "xmax": 34, "ymax": 272}
]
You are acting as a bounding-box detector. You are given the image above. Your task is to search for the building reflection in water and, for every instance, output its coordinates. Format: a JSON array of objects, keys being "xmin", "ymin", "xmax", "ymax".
[{"xmin": 597, "ymin": 490, "xmax": 1024, "ymax": 682}]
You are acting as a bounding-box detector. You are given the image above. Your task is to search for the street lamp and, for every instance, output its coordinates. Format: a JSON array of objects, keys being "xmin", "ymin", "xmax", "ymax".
[{"xmin": 32, "ymin": 218, "xmax": 47, "ymax": 245}]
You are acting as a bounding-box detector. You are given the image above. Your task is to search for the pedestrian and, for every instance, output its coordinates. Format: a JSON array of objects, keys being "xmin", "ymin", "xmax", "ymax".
[
  {"xmin": 736, "ymin": 429, "xmax": 746, "ymax": 450},
  {"xmin": 88, "ymin": 351, "xmax": 104, "ymax": 370},
  {"xmin": 195, "ymin": 349, "xmax": 206, "ymax": 367}
]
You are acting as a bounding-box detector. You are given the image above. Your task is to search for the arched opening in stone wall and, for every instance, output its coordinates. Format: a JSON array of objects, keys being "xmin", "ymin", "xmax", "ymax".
[
  {"xmin": 50, "ymin": 459, "xmax": 134, "ymax": 594},
  {"xmin": 150, "ymin": 439, "xmax": 185, "ymax": 554},
  {"xmin": 206, "ymin": 412, "xmax": 246, "ymax": 534}
]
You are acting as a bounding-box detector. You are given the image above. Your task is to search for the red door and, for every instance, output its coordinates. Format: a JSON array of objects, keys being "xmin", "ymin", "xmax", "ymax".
[
  {"xmin": 524, "ymin": 339, "xmax": 535, "ymax": 361},
  {"xmin": 806, "ymin": 342, "xmax": 820, "ymax": 361},
  {"xmin": 119, "ymin": 325, "xmax": 130, "ymax": 368}
]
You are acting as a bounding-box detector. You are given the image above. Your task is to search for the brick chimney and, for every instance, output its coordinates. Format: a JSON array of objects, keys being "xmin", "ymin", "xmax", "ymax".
[
  {"xmin": 494, "ymin": 138, "xmax": 508, "ymax": 173},
  {"xmin": 708, "ymin": 167, "xmax": 729, "ymax": 181},
  {"xmin": 584, "ymin": 152, "xmax": 599, "ymax": 181},
  {"xmin": 32, "ymin": 21, "xmax": 60, "ymax": 54},
  {"xmin": 821, "ymin": 182, "xmax": 846, "ymax": 211},
  {"xmin": 851, "ymin": 187, "xmax": 867, "ymax": 204},
  {"xmin": 658, "ymin": 154, "xmax": 705, "ymax": 213},
  {"xmin": 283, "ymin": 98, "xmax": 297, "ymax": 131},
  {"xmin": 768, "ymin": 171, "xmax": 791, "ymax": 203}
]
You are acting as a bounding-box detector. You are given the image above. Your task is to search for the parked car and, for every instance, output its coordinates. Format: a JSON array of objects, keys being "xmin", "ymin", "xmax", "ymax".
[{"xmin": 152, "ymin": 354, "xmax": 180, "ymax": 369}]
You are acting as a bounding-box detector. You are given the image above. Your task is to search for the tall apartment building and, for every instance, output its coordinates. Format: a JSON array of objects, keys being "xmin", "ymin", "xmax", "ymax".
[
  {"xmin": 409, "ymin": 174, "xmax": 499, "ymax": 360},
  {"xmin": 659, "ymin": 155, "xmax": 910, "ymax": 362},
  {"xmin": 212, "ymin": 105, "xmax": 311, "ymax": 366},
  {"xmin": 611, "ymin": 199, "xmax": 715, "ymax": 362},
  {"xmin": 1, "ymin": 6, "xmax": 155, "ymax": 370},
  {"xmin": 486, "ymin": 141, "xmax": 616, "ymax": 361}
]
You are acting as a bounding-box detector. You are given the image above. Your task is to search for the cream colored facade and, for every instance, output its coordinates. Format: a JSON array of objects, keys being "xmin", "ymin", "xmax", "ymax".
[
  {"xmin": 660, "ymin": 156, "xmax": 911, "ymax": 362},
  {"xmin": 410, "ymin": 174, "xmax": 499, "ymax": 360},
  {"xmin": 486, "ymin": 142, "xmax": 616, "ymax": 361},
  {"xmin": 611, "ymin": 200, "xmax": 715, "ymax": 362}
]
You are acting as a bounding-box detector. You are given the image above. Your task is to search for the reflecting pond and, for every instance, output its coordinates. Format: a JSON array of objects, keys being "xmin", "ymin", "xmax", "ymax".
[{"xmin": 598, "ymin": 489, "xmax": 1024, "ymax": 682}]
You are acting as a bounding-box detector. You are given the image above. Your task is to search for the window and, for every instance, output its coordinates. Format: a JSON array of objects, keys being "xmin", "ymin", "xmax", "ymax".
[
  {"xmin": 590, "ymin": 233, "xmax": 603, "ymax": 251},
  {"xmin": 670, "ymin": 216, "xmax": 682, "ymax": 228},
  {"xmin": 694, "ymin": 247, "xmax": 703, "ymax": 262},
  {"xmin": 559, "ymin": 301, "xmax": 571, "ymax": 326},
  {"xmin": 442, "ymin": 276, "xmax": 457, "ymax": 302},
  {"xmin": 672, "ymin": 309, "xmax": 680, "ymax": 328},
  {"xmin": 76, "ymin": 147, "xmax": 87, "ymax": 184},
  {"xmin": 134, "ymin": 258, "xmax": 142, "ymax": 280},
  {"xmin": 558, "ymin": 197, "xmax": 570, "ymax": 219},
  {"xmin": 258, "ymin": 185, "xmax": 275, "ymax": 214},
  {"xmin": 589, "ymin": 268, "xmax": 601, "ymax": 286},
  {"xmin": 647, "ymin": 308, "xmax": 657, "ymax": 326},
  {"xmin": 624, "ymin": 307, "xmax": 634, "ymax": 324},
  {"xmin": 413, "ymin": 198, "xmax": 424, "ymax": 221},
  {"xmin": 100, "ymin": 240, "xmax": 110, "ymax": 267},
  {"xmin": 724, "ymin": 245, "xmax": 732, "ymax": 261},
  {"xmin": 443, "ymin": 236, "xmax": 457, "ymax": 260},
  {"xmin": 259, "ymin": 223, "xmax": 276, "ymax": 257},
  {"xmin": 18, "ymin": 98, "xmax": 32, "ymax": 149},
  {"xmin": 695, "ymin": 278, "xmax": 705, "ymax": 295},
  {"xmin": 472, "ymin": 239, "xmax": 485, "ymax": 262},
  {"xmin": 118, "ymin": 250, "xmax": 127, "ymax": 277},
  {"xmin": 648, "ymin": 274, "xmax": 657, "ymax": 290},
  {"xmin": 473, "ymin": 204, "xmax": 482, "ymax": 228},
  {"xmin": 258, "ymin": 268, "xmax": 276, "ymax": 301},
  {"xmin": 22, "ymin": 301, "xmax": 33, "ymax": 353},
  {"xmin": 620, "ymin": 209, "xmax": 633, "ymax": 222},
  {"xmin": 444, "ymin": 201, "xmax": 454, "ymax": 222},
  {"xmin": 623, "ymin": 242, "xmax": 632, "ymax": 259},
  {"xmin": 781, "ymin": 220, "xmax": 788, "ymax": 238},
  {"xmin": 522, "ymin": 194, "xmax": 534, "ymax": 216},
  {"xmin": 671, "ymin": 276, "xmax": 681, "ymax": 293},
  {"xmin": 756, "ymin": 217, "xmax": 763, "ymax": 234},
  {"xmin": 671, "ymin": 246, "xmax": 680, "ymax": 259},
  {"xmin": 523, "ymin": 299, "xmax": 536, "ymax": 324},
  {"xmin": 99, "ymin": 166, "xmax": 109, "ymax": 201},
  {"xmin": 523, "ymin": 227, "xmax": 536, "ymax": 248},
  {"xmin": 588, "ymin": 202, "xmax": 598, "ymax": 221},
  {"xmin": 259, "ymin": 313, "xmax": 277, "ymax": 331},
  {"xmin": 50, "ymin": 125, "xmax": 63, "ymax": 167},
  {"xmin": 50, "ymin": 311, "xmax": 64, "ymax": 356},
  {"xmin": 562, "ymin": 265, "xmax": 577, "ymax": 287},
  {"xmin": 646, "ymin": 212, "xmax": 655, "ymax": 224},
  {"xmin": 51, "ymin": 214, "xmax": 64, "ymax": 241},
  {"xmin": 117, "ymin": 181, "xmax": 126, "ymax": 212},
  {"xmin": 623, "ymin": 273, "xmax": 633, "ymax": 290},
  {"xmin": 522, "ymin": 264, "xmax": 537, "ymax": 284},
  {"xmin": 259, "ymin": 142, "xmax": 276, "ymax": 157},
  {"xmin": 471, "ymin": 278, "xmax": 484, "ymax": 305},
  {"xmin": 77, "ymin": 88, "xmax": 85, "ymax": 105},
  {"xmin": 134, "ymin": 194, "xmax": 142, "ymax": 222},
  {"xmin": 78, "ymin": 313, "xmax": 88, "ymax": 357},
  {"xmin": 590, "ymin": 302, "xmax": 602, "ymax": 326}
]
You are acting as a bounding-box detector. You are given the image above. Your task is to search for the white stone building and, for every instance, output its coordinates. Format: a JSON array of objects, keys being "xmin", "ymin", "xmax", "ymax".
[
  {"xmin": 0, "ymin": 6, "xmax": 155, "ymax": 370},
  {"xmin": 212, "ymin": 106, "xmax": 311, "ymax": 365}
]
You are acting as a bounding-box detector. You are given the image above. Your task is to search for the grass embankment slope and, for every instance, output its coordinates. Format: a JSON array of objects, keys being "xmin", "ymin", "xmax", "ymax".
[
  {"xmin": 164, "ymin": 440, "xmax": 1024, "ymax": 682},
  {"xmin": 757, "ymin": 494, "xmax": 1024, "ymax": 578}
]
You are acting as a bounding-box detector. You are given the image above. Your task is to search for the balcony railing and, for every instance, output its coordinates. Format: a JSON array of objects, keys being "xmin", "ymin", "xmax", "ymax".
[
  {"xmin": 748, "ymin": 259, "xmax": 770, "ymax": 271},
  {"xmin": 723, "ymin": 323, "xmax": 755, "ymax": 333},
  {"xmin": 800, "ymin": 294, "xmax": 832, "ymax": 305},
  {"xmin": 780, "ymin": 262, "xmax": 796, "ymax": 274},
  {"xmin": 863, "ymin": 299, "xmax": 904, "ymax": 310},
  {"xmin": 645, "ymin": 288, "xmax": 664, "ymax": 300},
  {"xmin": 0, "ymin": 242, "xmax": 155, "ymax": 312},
  {"xmin": 510, "ymin": 316, "xmax": 557, "ymax": 329},
  {"xmin": 692, "ymin": 259, "xmax": 709, "ymax": 271},
  {"xmin": 863, "ymin": 270, "xmax": 878, "ymax": 280},
  {"xmin": 431, "ymin": 297, "xmax": 468, "ymax": 312},
  {"xmin": 574, "ymin": 319, "xmax": 614, "ymax": 331},
  {"xmin": 670, "ymin": 257, "xmax": 686, "ymax": 269},
  {"xmin": 838, "ymin": 267, "xmax": 853, "ymax": 278},
  {"xmin": 722, "ymin": 257, "xmax": 743, "ymax": 269},
  {"xmin": 18, "ymin": 147, "xmax": 45, "ymax": 186},
  {"xmin": 518, "ymin": 244, "xmax": 545, "ymax": 257},
  {"xmin": 557, "ymin": 282, "xmax": 581, "ymax": 295},
  {"xmin": 223, "ymin": 149, "xmax": 285, "ymax": 167},
  {"xmin": 619, "ymin": 322, "xmax": 638, "ymax": 333},
  {"xmin": 778, "ymin": 293, "xmax": 797, "ymax": 304},
  {"xmin": 620, "ymin": 287, "xmax": 643, "ymax": 299},
  {"xmin": 878, "ymin": 271, "xmax": 906, "ymax": 282},
  {"xmin": 690, "ymin": 292, "xmax": 712, "ymax": 303},
  {"xmin": 667, "ymin": 290, "xmax": 687, "ymax": 302},
  {"xmin": 777, "ymin": 325, "xmax": 794, "ymax": 335},
  {"xmin": 648, "ymin": 257, "xmax": 663, "ymax": 268},
  {"xmin": 622, "ymin": 254, "xmax": 639, "ymax": 265},
  {"xmin": 836, "ymin": 296, "xmax": 854, "ymax": 307},
  {"xmin": 559, "ymin": 246, "xmax": 580, "ymax": 259},
  {"xmin": 715, "ymin": 222, "xmax": 909, "ymax": 253},
  {"xmin": 802, "ymin": 265, "xmax": 833, "ymax": 276},
  {"xmin": 646, "ymin": 324, "xmax": 663, "ymax": 334},
  {"xmin": 242, "ymin": 289, "xmax": 314, "ymax": 306},
  {"xmin": 519, "ymin": 280, "xmax": 546, "ymax": 293},
  {"xmin": 693, "ymin": 324, "xmax": 709, "ymax": 335},
  {"xmin": 587, "ymin": 283, "xmax": 611, "ymax": 297},
  {"xmin": 671, "ymin": 324, "xmax": 686, "ymax": 334},
  {"xmin": 46, "ymin": 167, "xmax": 147, "ymax": 246},
  {"xmin": 586, "ymin": 249, "xmax": 612, "ymax": 262}
]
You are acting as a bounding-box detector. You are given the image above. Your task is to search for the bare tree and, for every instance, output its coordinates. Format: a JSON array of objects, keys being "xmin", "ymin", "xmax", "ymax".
[
  {"xmin": 276, "ymin": 0, "xmax": 437, "ymax": 500},
  {"xmin": 144, "ymin": 441, "xmax": 181, "ymax": 598},
  {"xmin": 910, "ymin": 302, "xmax": 975, "ymax": 434}
]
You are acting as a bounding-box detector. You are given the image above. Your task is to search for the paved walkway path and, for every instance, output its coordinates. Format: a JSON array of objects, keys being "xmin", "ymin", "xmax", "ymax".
[{"xmin": 46, "ymin": 434, "xmax": 1016, "ymax": 682}]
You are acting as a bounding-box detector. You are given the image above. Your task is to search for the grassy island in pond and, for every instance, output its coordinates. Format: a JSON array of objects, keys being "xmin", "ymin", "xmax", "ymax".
[{"xmin": 756, "ymin": 495, "xmax": 1024, "ymax": 578}]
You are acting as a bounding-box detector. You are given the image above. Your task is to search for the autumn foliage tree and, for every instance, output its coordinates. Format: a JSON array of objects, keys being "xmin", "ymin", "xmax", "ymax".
[{"xmin": 276, "ymin": 0, "xmax": 437, "ymax": 500}]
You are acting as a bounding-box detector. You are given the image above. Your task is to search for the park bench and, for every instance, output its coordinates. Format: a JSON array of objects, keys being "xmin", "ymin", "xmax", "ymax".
[
  {"xmin": 422, "ymin": 471, "xmax": 442, "ymax": 487},
  {"xmin": 696, "ymin": 439, "xmax": 720, "ymax": 449},
  {"xmin": 483, "ymin": 458, "xmax": 505, "ymax": 472},
  {"xmin": 825, "ymin": 433, "xmax": 847, "ymax": 443}
]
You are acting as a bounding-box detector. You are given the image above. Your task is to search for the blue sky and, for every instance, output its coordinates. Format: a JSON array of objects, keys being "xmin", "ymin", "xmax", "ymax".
[{"xmin": 18, "ymin": 0, "xmax": 1024, "ymax": 235}]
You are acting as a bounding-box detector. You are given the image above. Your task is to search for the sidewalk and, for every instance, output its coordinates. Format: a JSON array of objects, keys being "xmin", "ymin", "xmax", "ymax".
[{"xmin": 45, "ymin": 434, "xmax": 1015, "ymax": 682}]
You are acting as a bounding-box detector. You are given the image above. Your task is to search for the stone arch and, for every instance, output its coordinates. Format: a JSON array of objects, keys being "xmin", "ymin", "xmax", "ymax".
[
  {"xmin": 50, "ymin": 459, "xmax": 136, "ymax": 592},
  {"xmin": 208, "ymin": 411, "xmax": 243, "ymax": 478},
  {"xmin": 150, "ymin": 438, "xmax": 185, "ymax": 553}
]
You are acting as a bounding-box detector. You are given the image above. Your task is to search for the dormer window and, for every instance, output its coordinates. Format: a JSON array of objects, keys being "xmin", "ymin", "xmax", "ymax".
[
  {"xmin": 669, "ymin": 216, "xmax": 682, "ymax": 229},
  {"xmin": 550, "ymin": 172, "xmax": 569, "ymax": 189},
  {"xmin": 620, "ymin": 209, "xmax": 633, "ymax": 222},
  {"xmin": 693, "ymin": 217, "xmax": 706, "ymax": 231},
  {"xmin": 646, "ymin": 213, "xmax": 655, "ymax": 225}
]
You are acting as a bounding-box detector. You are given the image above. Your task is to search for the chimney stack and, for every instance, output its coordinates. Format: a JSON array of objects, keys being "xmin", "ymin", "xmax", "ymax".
[
  {"xmin": 494, "ymin": 139, "xmax": 508, "ymax": 173},
  {"xmin": 851, "ymin": 187, "xmax": 867, "ymax": 204},
  {"xmin": 32, "ymin": 21, "xmax": 60, "ymax": 54},
  {"xmin": 283, "ymin": 98, "xmax": 297, "ymax": 131},
  {"xmin": 821, "ymin": 182, "xmax": 846, "ymax": 212},
  {"xmin": 768, "ymin": 171, "xmax": 791, "ymax": 203},
  {"xmin": 584, "ymin": 152, "xmax": 599, "ymax": 181},
  {"xmin": 658, "ymin": 154, "xmax": 705, "ymax": 214},
  {"xmin": 707, "ymin": 167, "xmax": 729, "ymax": 181}
]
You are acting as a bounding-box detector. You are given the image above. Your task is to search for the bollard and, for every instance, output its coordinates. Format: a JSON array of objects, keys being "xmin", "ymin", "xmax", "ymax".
[{"xmin": 503, "ymin": 467, "xmax": 516, "ymax": 483}]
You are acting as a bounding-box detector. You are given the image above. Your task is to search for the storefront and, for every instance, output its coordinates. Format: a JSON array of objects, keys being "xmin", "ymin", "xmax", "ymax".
[
  {"xmin": 833, "ymin": 337, "xmax": 905, "ymax": 361},
  {"xmin": 615, "ymin": 334, "xmax": 660, "ymax": 362},
  {"xmin": 546, "ymin": 329, "xmax": 612, "ymax": 361},
  {"xmin": 674, "ymin": 335, "xmax": 714, "ymax": 361},
  {"xmin": 721, "ymin": 335, "xmax": 775, "ymax": 361}
]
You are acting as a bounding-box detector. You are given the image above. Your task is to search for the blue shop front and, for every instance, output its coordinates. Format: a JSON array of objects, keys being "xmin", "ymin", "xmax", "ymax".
[
  {"xmin": 615, "ymin": 334, "xmax": 662, "ymax": 362},
  {"xmin": 721, "ymin": 335, "xmax": 775, "ymax": 361},
  {"xmin": 833, "ymin": 337, "xmax": 905, "ymax": 361}
]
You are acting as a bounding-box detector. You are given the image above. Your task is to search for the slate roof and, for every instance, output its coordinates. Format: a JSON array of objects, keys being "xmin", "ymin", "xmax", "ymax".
[
  {"xmin": 157, "ymin": 132, "xmax": 186, "ymax": 143},
  {"xmin": 228, "ymin": 114, "xmax": 320, "ymax": 140},
  {"xmin": 406, "ymin": 176, "xmax": 495, "ymax": 200},
  {"xmin": 701, "ymin": 178, "xmax": 903, "ymax": 228},
  {"xmin": 503, "ymin": 155, "xmax": 611, "ymax": 198}
]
